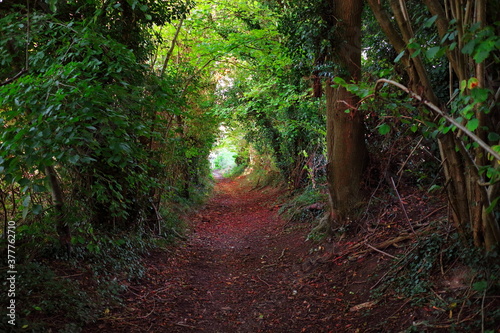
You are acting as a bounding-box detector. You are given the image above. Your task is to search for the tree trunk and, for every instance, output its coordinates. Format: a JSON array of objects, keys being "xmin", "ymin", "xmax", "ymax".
[
  {"xmin": 325, "ymin": 0, "xmax": 368, "ymax": 228},
  {"xmin": 45, "ymin": 165, "xmax": 71, "ymax": 254}
]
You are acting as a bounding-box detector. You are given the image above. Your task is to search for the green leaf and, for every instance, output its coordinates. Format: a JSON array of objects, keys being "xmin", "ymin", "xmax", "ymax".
[
  {"xmin": 426, "ymin": 46, "xmax": 443, "ymax": 60},
  {"xmin": 68, "ymin": 154, "xmax": 80, "ymax": 164},
  {"xmin": 22, "ymin": 195, "xmax": 31, "ymax": 207},
  {"xmin": 423, "ymin": 15, "xmax": 438, "ymax": 28},
  {"xmin": 394, "ymin": 50, "xmax": 405, "ymax": 63},
  {"xmin": 427, "ymin": 185, "xmax": 442, "ymax": 193},
  {"xmin": 471, "ymin": 87, "xmax": 489, "ymax": 103},
  {"xmin": 48, "ymin": 0, "xmax": 57, "ymax": 12},
  {"xmin": 332, "ymin": 76, "xmax": 346, "ymax": 86},
  {"xmin": 459, "ymin": 80, "xmax": 467, "ymax": 92},
  {"xmin": 466, "ymin": 118, "xmax": 479, "ymax": 131},
  {"xmin": 32, "ymin": 204, "xmax": 43, "ymax": 215},
  {"xmin": 467, "ymin": 77, "xmax": 479, "ymax": 89},
  {"xmin": 472, "ymin": 280, "xmax": 488, "ymax": 292},
  {"xmin": 378, "ymin": 124, "xmax": 391, "ymax": 135},
  {"xmin": 462, "ymin": 40, "xmax": 476, "ymax": 55},
  {"xmin": 410, "ymin": 48, "xmax": 421, "ymax": 58},
  {"xmin": 488, "ymin": 132, "xmax": 500, "ymax": 142},
  {"xmin": 473, "ymin": 38, "xmax": 497, "ymax": 63},
  {"xmin": 486, "ymin": 196, "xmax": 500, "ymax": 214}
]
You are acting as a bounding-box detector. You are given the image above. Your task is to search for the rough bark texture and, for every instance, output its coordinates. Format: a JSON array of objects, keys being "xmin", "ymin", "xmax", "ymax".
[{"xmin": 325, "ymin": 0, "xmax": 368, "ymax": 228}]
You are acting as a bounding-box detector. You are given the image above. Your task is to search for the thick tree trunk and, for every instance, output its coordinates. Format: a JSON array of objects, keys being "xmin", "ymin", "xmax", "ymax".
[{"xmin": 325, "ymin": 0, "xmax": 368, "ymax": 228}]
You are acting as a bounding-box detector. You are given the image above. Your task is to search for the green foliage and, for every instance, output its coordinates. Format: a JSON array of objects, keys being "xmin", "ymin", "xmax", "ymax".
[
  {"xmin": 0, "ymin": 229, "xmax": 156, "ymax": 331},
  {"xmin": 211, "ymin": 147, "xmax": 237, "ymax": 172},
  {"xmin": 1, "ymin": 13, "xmax": 152, "ymax": 227},
  {"xmin": 275, "ymin": 0, "xmax": 337, "ymax": 76},
  {"xmin": 0, "ymin": 262, "xmax": 97, "ymax": 331},
  {"xmin": 0, "ymin": 1, "xmax": 220, "ymax": 329}
]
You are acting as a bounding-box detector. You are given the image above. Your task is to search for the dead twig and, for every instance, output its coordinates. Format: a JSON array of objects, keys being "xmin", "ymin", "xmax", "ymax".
[
  {"xmin": 416, "ymin": 205, "xmax": 447, "ymax": 224},
  {"xmin": 256, "ymin": 275, "xmax": 271, "ymax": 287},
  {"xmin": 364, "ymin": 243, "xmax": 396, "ymax": 259},
  {"xmin": 278, "ymin": 248, "xmax": 287, "ymax": 260},
  {"xmin": 397, "ymin": 136, "xmax": 424, "ymax": 183},
  {"xmin": 370, "ymin": 243, "xmax": 418, "ymax": 290},
  {"xmin": 390, "ymin": 177, "xmax": 416, "ymax": 235},
  {"xmin": 55, "ymin": 273, "xmax": 84, "ymax": 279},
  {"xmin": 175, "ymin": 322, "xmax": 199, "ymax": 330}
]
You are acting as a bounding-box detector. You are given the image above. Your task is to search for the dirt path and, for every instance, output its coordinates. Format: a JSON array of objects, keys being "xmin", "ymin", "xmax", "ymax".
[{"xmin": 84, "ymin": 176, "xmax": 414, "ymax": 332}]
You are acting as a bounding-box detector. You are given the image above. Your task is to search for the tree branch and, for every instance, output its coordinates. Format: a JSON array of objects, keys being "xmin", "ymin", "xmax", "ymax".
[
  {"xmin": 0, "ymin": 69, "xmax": 28, "ymax": 86},
  {"xmin": 160, "ymin": 19, "xmax": 184, "ymax": 77},
  {"xmin": 375, "ymin": 78, "xmax": 500, "ymax": 161}
]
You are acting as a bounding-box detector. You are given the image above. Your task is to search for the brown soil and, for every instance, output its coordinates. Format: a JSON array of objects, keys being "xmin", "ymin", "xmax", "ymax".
[{"xmin": 82, "ymin": 176, "xmax": 457, "ymax": 332}]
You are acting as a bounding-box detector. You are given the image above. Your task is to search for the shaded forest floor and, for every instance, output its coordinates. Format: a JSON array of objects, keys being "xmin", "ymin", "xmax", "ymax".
[{"xmin": 83, "ymin": 175, "xmax": 496, "ymax": 333}]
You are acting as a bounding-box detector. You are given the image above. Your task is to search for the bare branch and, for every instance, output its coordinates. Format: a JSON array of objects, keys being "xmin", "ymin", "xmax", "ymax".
[{"xmin": 0, "ymin": 69, "xmax": 28, "ymax": 86}]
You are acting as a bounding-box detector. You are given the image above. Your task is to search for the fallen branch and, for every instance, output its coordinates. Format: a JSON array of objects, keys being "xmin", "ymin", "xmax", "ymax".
[
  {"xmin": 416, "ymin": 205, "xmax": 447, "ymax": 224},
  {"xmin": 364, "ymin": 243, "xmax": 396, "ymax": 259},
  {"xmin": 370, "ymin": 243, "xmax": 418, "ymax": 290}
]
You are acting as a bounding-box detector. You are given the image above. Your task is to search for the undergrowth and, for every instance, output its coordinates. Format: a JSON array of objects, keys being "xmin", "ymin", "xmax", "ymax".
[
  {"xmin": 278, "ymin": 186, "xmax": 327, "ymax": 224},
  {"xmin": 0, "ymin": 202, "xmax": 192, "ymax": 332},
  {"xmin": 223, "ymin": 163, "xmax": 247, "ymax": 178},
  {"xmin": 372, "ymin": 222, "xmax": 500, "ymax": 332}
]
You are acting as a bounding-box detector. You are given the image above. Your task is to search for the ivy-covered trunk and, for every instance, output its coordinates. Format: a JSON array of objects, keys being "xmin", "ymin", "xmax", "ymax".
[{"xmin": 325, "ymin": 0, "xmax": 368, "ymax": 228}]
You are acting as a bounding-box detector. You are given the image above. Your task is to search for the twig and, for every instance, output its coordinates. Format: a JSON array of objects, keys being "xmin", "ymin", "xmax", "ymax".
[
  {"xmin": 416, "ymin": 205, "xmax": 447, "ymax": 224},
  {"xmin": 278, "ymin": 248, "xmax": 286, "ymax": 260},
  {"xmin": 172, "ymin": 228, "xmax": 188, "ymax": 241},
  {"xmin": 0, "ymin": 69, "xmax": 28, "ymax": 86},
  {"xmin": 370, "ymin": 243, "xmax": 418, "ymax": 290},
  {"xmin": 457, "ymin": 273, "xmax": 477, "ymax": 323},
  {"xmin": 55, "ymin": 273, "xmax": 84, "ymax": 279},
  {"xmin": 390, "ymin": 177, "xmax": 416, "ymax": 235},
  {"xmin": 140, "ymin": 301, "xmax": 156, "ymax": 319},
  {"xmin": 257, "ymin": 275, "xmax": 271, "ymax": 287},
  {"xmin": 397, "ymin": 136, "xmax": 424, "ymax": 184},
  {"xmin": 175, "ymin": 322, "xmax": 199, "ymax": 330},
  {"xmin": 364, "ymin": 243, "xmax": 396, "ymax": 259},
  {"xmin": 481, "ymin": 287, "xmax": 487, "ymax": 333}
]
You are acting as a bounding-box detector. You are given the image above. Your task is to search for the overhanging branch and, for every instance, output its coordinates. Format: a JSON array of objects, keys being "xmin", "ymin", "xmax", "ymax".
[{"xmin": 375, "ymin": 78, "xmax": 500, "ymax": 161}]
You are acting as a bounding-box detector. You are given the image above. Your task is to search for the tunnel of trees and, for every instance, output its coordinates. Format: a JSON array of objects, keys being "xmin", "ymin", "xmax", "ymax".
[{"xmin": 1, "ymin": 0, "xmax": 500, "ymax": 331}]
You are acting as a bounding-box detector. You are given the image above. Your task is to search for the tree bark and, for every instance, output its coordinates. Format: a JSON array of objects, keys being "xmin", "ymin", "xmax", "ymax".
[
  {"xmin": 45, "ymin": 165, "xmax": 71, "ymax": 254},
  {"xmin": 325, "ymin": 0, "xmax": 368, "ymax": 228}
]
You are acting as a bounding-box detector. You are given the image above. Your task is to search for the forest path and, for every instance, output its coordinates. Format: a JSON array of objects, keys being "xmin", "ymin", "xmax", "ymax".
[{"xmin": 84, "ymin": 176, "xmax": 403, "ymax": 332}]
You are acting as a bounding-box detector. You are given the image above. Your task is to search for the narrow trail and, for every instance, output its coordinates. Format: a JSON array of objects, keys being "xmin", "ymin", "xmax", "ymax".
[{"xmin": 85, "ymin": 176, "xmax": 412, "ymax": 332}]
